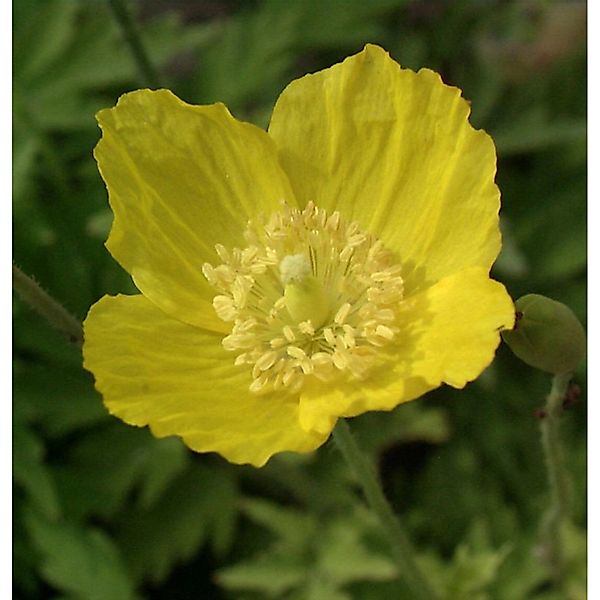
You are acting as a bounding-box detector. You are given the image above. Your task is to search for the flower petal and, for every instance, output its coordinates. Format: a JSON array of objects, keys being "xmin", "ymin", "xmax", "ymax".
[
  {"xmin": 269, "ymin": 44, "xmax": 501, "ymax": 295},
  {"xmin": 95, "ymin": 89, "xmax": 295, "ymax": 332},
  {"xmin": 298, "ymin": 268, "xmax": 514, "ymax": 435},
  {"xmin": 83, "ymin": 294, "xmax": 327, "ymax": 467}
]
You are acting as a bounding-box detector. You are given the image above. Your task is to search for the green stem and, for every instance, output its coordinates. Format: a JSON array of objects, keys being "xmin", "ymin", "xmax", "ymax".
[
  {"xmin": 12, "ymin": 264, "xmax": 83, "ymax": 347},
  {"xmin": 538, "ymin": 371, "xmax": 573, "ymax": 584},
  {"xmin": 333, "ymin": 419, "xmax": 438, "ymax": 600},
  {"xmin": 107, "ymin": 0, "xmax": 162, "ymax": 88}
]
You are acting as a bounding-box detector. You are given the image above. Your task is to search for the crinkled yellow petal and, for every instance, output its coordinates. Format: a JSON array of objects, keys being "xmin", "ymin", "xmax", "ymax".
[
  {"xmin": 269, "ymin": 44, "xmax": 501, "ymax": 295},
  {"xmin": 83, "ymin": 294, "xmax": 326, "ymax": 467},
  {"xmin": 298, "ymin": 268, "xmax": 514, "ymax": 435},
  {"xmin": 95, "ymin": 89, "xmax": 295, "ymax": 332}
]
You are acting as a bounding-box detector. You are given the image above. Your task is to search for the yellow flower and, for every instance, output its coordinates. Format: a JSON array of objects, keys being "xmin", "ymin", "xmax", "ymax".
[{"xmin": 84, "ymin": 44, "xmax": 514, "ymax": 467}]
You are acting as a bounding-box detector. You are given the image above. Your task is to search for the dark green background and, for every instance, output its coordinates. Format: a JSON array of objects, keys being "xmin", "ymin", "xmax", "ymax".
[{"xmin": 13, "ymin": 1, "xmax": 586, "ymax": 599}]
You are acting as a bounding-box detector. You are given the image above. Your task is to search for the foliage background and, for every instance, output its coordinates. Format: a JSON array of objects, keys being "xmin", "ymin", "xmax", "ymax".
[{"xmin": 13, "ymin": 1, "xmax": 587, "ymax": 599}]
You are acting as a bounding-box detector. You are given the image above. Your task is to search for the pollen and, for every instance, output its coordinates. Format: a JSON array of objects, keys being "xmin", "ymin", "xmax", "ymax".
[{"xmin": 202, "ymin": 202, "xmax": 404, "ymax": 394}]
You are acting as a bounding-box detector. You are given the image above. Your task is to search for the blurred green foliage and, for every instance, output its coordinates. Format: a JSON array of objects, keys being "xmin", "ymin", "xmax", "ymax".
[{"xmin": 13, "ymin": 1, "xmax": 586, "ymax": 599}]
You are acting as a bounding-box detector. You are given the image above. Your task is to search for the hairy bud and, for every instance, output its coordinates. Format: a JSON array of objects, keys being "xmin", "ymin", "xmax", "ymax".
[{"xmin": 502, "ymin": 294, "xmax": 586, "ymax": 374}]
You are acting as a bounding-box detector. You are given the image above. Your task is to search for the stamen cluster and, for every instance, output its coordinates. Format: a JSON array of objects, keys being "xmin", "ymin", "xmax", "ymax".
[{"xmin": 202, "ymin": 202, "xmax": 404, "ymax": 394}]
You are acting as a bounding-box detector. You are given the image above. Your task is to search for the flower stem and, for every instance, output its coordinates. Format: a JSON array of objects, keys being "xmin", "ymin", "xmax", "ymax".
[
  {"xmin": 107, "ymin": 0, "xmax": 162, "ymax": 88},
  {"xmin": 12, "ymin": 264, "xmax": 83, "ymax": 347},
  {"xmin": 333, "ymin": 419, "xmax": 438, "ymax": 600},
  {"xmin": 538, "ymin": 371, "xmax": 573, "ymax": 584}
]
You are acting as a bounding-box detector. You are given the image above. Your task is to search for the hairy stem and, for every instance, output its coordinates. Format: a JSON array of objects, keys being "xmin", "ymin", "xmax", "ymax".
[
  {"xmin": 12, "ymin": 264, "xmax": 83, "ymax": 347},
  {"xmin": 333, "ymin": 419, "xmax": 438, "ymax": 600},
  {"xmin": 538, "ymin": 371, "xmax": 573, "ymax": 584}
]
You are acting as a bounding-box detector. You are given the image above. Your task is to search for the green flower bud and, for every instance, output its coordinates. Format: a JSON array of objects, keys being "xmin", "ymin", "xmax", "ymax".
[{"xmin": 501, "ymin": 294, "xmax": 586, "ymax": 374}]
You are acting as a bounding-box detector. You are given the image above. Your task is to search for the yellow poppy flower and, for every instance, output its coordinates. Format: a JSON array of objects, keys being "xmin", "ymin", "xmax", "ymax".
[{"xmin": 84, "ymin": 44, "xmax": 514, "ymax": 467}]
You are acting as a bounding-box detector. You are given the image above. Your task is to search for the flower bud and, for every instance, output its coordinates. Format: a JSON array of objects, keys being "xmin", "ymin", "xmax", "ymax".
[{"xmin": 501, "ymin": 294, "xmax": 586, "ymax": 374}]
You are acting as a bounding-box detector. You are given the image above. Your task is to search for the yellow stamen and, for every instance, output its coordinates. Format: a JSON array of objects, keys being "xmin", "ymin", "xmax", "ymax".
[{"xmin": 202, "ymin": 202, "xmax": 404, "ymax": 394}]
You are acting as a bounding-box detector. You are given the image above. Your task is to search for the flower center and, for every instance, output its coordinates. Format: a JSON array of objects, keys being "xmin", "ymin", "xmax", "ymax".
[{"xmin": 202, "ymin": 202, "xmax": 404, "ymax": 394}]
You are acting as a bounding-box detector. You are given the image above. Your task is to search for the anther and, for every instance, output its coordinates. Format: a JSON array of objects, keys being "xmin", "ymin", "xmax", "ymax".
[{"xmin": 202, "ymin": 202, "xmax": 404, "ymax": 394}]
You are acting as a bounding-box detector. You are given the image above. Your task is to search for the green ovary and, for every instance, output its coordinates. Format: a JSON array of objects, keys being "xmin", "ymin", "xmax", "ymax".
[{"xmin": 284, "ymin": 275, "xmax": 331, "ymax": 329}]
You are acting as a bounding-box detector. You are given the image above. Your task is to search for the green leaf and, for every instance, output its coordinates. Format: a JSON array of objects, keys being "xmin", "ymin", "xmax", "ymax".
[
  {"xmin": 241, "ymin": 497, "xmax": 317, "ymax": 548},
  {"xmin": 207, "ymin": 466, "xmax": 239, "ymax": 557},
  {"xmin": 117, "ymin": 463, "xmax": 238, "ymax": 584},
  {"xmin": 514, "ymin": 183, "xmax": 586, "ymax": 282},
  {"xmin": 192, "ymin": 5, "xmax": 297, "ymax": 113},
  {"xmin": 135, "ymin": 437, "xmax": 189, "ymax": 508},
  {"xmin": 317, "ymin": 517, "xmax": 397, "ymax": 585},
  {"xmin": 13, "ymin": 0, "xmax": 79, "ymax": 83},
  {"xmin": 217, "ymin": 553, "xmax": 307, "ymax": 597},
  {"xmin": 14, "ymin": 363, "xmax": 106, "ymax": 438},
  {"xmin": 13, "ymin": 506, "xmax": 42, "ymax": 598},
  {"xmin": 304, "ymin": 581, "xmax": 353, "ymax": 600},
  {"xmin": 218, "ymin": 502, "xmax": 398, "ymax": 599},
  {"xmin": 14, "ymin": 3, "xmax": 215, "ymax": 134},
  {"xmin": 12, "ymin": 127, "xmax": 40, "ymax": 203},
  {"xmin": 54, "ymin": 426, "xmax": 190, "ymax": 521},
  {"xmin": 491, "ymin": 538, "xmax": 548, "ymax": 600},
  {"xmin": 25, "ymin": 509, "xmax": 137, "ymax": 600},
  {"xmin": 445, "ymin": 544, "xmax": 510, "ymax": 600},
  {"xmin": 303, "ymin": 579, "xmax": 353, "ymax": 600},
  {"xmin": 13, "ymin": 422, "xmax": 61, "ymax": 520}
]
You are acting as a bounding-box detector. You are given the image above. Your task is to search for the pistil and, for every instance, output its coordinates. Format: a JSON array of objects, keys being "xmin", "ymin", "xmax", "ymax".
[{"xmin": 202, "ymin": 202, "xmax": 404, "ymax": 394}]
